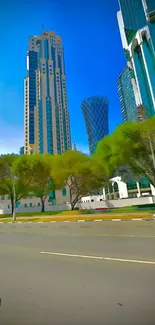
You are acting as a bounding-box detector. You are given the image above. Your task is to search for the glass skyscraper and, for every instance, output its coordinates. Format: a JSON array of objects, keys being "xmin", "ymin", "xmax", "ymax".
[
  {"xmin": 117, "ymin": 0, "xmax": 155, "ymax": 120},
  {"xmin": 117, "ymin": 66, "xmax": 137, "ymax": 122},
  {"xmin": 81, "ymin": 96, "xmax": 109, "ymax": 155},
  {"xmin": 24, "ymin": 31, "xmax": 71, "ymax": 154}
]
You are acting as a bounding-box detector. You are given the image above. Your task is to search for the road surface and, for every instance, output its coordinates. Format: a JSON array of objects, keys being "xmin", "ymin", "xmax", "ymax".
[{"xmin": 0, "ymin": 221, "xmax": 155, "ymax": 325}]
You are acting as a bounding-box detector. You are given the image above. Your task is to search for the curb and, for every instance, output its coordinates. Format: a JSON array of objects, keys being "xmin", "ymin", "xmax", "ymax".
[{"xmin": 0, "ymin": 218, "xmax": 154, "ymax": 224}]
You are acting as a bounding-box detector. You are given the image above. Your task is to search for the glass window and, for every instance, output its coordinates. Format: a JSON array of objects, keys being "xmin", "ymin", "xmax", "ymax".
[
  {"xmin": 62, "ymin": 188, "xmax": 67, "ymax": 196},
  {"xmin": 24, "ymin": 203, "xmax": 27, "ymax": 208},
  {"xmin": 30, "ymin": 203, "xmax": 32, "ymax": 207}
]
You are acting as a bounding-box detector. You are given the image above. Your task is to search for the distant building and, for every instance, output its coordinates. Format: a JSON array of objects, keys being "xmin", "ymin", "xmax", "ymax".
[
  {"xmin": 117, "ymin": 0, "xmax": 155, "ymax": 119},
  {"xmin": 24, "ymin": 31, "xmax": 71, "ymax": 155},
  {"xmin": 117, "ymin": 66, "xmax": 137, "ymax": 122},
  {"xmin": 81, "ymin": 96, "xmax": 109, "ymax": 155},
  {"xmin": 73, "ymin": 141, "xmax": 77, "ymax": 151},
  {"xmin": 19, "ymin": 146, "xmax": 24, "ymax": 155}
]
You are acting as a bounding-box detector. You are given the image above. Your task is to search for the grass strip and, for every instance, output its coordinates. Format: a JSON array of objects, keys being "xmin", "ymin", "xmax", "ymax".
[{"xmin": 0, "ymin": 214, "xmax": 153, "ymax": 223}]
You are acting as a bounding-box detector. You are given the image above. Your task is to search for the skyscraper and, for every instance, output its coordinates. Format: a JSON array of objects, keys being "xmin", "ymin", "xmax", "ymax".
[
  {"xmin": 117, "ymin": 0, "xmax": 155, "ymax": 120},
  {"xmin": 117, "ymin": 66, "xmax": 137, "ymax": 122},
  {"xmin": 24, "ymin": 31, "xmax": 71, "ymax": 154},
  {"xmin": 81, "ymin": 96, "xmax": 109, "ymax": 155}
]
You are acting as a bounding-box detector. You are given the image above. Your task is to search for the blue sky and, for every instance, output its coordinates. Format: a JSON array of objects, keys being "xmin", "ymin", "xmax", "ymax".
[{"xmin": 0, "ymin": 0, "xmax": 126, "ymax": 154}]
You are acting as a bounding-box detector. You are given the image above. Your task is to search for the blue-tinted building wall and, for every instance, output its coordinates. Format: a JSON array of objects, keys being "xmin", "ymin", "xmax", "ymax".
[
  {"xmin": 117, "ymin": 66, "xmax": 137, "ymax": 122},
  {"xmin": 146, "ymin": 0, "xmax": 155, "ymax": 13},
  {"xmin": 81, "ymin": 96, "xmax": 109, "ymax": 155},
  {"xmin": 117, "ymin": 0, "xmax": 155, "ymax": 119},
  {"xmin": 28, "ymin": 51, "xmax": 38, "ymax": 145},
  {"xmin": 119, "ymin": 0, "xmax": 146, "ymax": 30},
  {"xmin": 133, "ymin": 40, "xmax": 155, "ymax": 118},
  {"xmin": 19, "ymin": 146, "xmax": 24, "ymax": 155}
]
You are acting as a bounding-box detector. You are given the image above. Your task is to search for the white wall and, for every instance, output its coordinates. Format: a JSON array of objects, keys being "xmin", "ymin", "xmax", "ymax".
[
  {"xmin": 78, "ymin": 196, "xmax": 154, "ymax": 210},
  {"xmin": 0, "ymin": 203, "xmax": 71, "ymax": 215}
]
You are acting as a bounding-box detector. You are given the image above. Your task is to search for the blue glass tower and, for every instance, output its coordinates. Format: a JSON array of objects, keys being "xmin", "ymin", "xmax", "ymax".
[
  {"xmin": 24, "ymin": 31, "xmax": 71, "ymax": 154},
  {"xmin": 81, "ymin": 96, "xmax": 109, "ymax": 155},
  {"xmin": 117, "ymin": 66, "xmax": 137, "ymax": 122},
  {"xmin": 117, "ymin": 0, "xmax": 155, "ymax": 119}
]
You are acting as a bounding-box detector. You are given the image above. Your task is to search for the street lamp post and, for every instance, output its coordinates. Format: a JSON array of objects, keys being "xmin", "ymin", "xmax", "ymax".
[{"xmin": 12, "ymin": 176, "xmax": 16, "ymax": 221}]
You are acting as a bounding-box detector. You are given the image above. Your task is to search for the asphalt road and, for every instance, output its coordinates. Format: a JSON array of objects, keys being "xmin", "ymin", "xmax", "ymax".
[{"xmin": 0, "ymin": 221, "xmax": 155, "ymax": 325}]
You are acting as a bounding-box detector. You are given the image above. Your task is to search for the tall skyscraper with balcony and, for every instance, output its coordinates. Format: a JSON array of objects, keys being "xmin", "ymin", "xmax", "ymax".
[
  {"xmin": 117, "ymin": 0, "xmax": 155, "ymax": 120},
  {"xmin": 117, "ymin": 66, "xmax": 137, "ymax": 122},
  {"xmin": 81, "ymin": 96, "xmax": 109, "ymax": 155},
  {"xmin": 24, "ymin": 31, "xmax": 71, "ymax": 154}
]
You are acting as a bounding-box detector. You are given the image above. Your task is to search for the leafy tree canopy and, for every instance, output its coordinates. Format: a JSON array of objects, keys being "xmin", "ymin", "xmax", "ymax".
[
  {"xmin": 51, "ymin": 150, "xmax": 107, "ymax": 209},
  {"xmin": 95, "ymin": 117, "xmax": 155, "ymax": 187},
  {"xmin": 13, "ymin": 154, "xmax": 56, "ymax": 212}
]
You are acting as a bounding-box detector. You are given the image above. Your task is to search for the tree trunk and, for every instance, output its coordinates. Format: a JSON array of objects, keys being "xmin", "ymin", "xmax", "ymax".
[
  {"xmin": 41, "ymin": 198, "xmax": 45, "ymax": 212},
  {"xmin": 71, "ymin": 196, "xmax": 81, "ymax": 210},
  {"xmin": 71, "ymin": 202, "xmax": 75, "ymax": 210}
]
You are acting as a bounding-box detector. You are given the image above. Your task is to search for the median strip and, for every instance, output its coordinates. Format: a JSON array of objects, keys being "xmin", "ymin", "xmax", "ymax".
[{"xmin": 0, "ymin": 213, "xmax": 154, "ymax": 223}]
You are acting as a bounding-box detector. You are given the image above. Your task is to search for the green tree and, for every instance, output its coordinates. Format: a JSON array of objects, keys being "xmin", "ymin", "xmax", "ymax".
[
  {"xmin": 95, "ymin": 116, "xmax": 155, "ymax": 187},
  {"xmin": 0, "ymin": 154, "xmax": 30, "ymax": 219},
  {"xmin": 14, "ymin": 154, "xmax": 55, "ymax": 212},
  {"xmin": 51, "ymin": 150, "xmax": 106, "ymax": 210}
]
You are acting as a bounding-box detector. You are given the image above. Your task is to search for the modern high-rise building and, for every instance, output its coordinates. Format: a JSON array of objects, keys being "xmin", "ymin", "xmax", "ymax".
[
  {"xmin": 117, "ymin": 66, "xmax": 137, "ymax": 122},
  {"xmin": 24, "ymin": 31, "xmax": 71, "ymax": 154},
  {"xmin": 117, "ymin": 0, "xmax": 155, "ymax": 120},
  {"xmin": 81, "ymin": 96, "xmax": 109, "ymax": 155}
]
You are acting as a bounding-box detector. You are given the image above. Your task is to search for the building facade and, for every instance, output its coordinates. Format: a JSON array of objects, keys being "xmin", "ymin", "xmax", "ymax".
[
  {"xmin": 117, "ymin": 0, "xmax": 155, "ymax": 120},
  {"xmin": 24, "ymin": 31, "xmax": 71, "ymax": 154},
  {"xmin": 81, "ymin": 96, "xmax": 109, "ymax": 155},
  {"xmin": 19, "ymin": 146, "xmax": 24, "ymax": 155},
  {"xmin": 81, "ymin": 176, "xmax": 155, "ymax": 203},
  {"xmin": 117, "ymin": 66, "xmax": 137, "ymax": 122},
  {"xmin": 0, "ymin": 187, "xmax": 70, "ymax": 215}
]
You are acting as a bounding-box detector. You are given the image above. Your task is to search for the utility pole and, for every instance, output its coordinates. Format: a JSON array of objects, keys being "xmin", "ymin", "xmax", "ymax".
[{"xmin": 12, "ymin": 176, "xmax": 16, "ymax": 221}]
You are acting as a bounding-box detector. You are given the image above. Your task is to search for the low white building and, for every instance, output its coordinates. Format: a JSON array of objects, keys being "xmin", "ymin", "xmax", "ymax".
[
  {"xmin": 81, "ymin": 176, "xmax": 155, "ymax": 203},
  {"xmin": 0, "ymin": 188, "xmax": 71, "ymax": 214}
]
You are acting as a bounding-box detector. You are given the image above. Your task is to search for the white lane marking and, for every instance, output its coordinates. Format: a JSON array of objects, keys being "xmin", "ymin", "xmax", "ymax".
[
  {"xmin": 112, "ymin": 219, "xmax": 121, "ymax": 221},
  {"xmin": 40, "ymin": 252, "xmax": 155, "ymax": 265},
  {"xmin": 104, "ymin": 257, "xmax": 155, "ymax": 265},
  {"xmin": 77, "ymin": 220, "xmax": 85, "ymax": 222},
  {"xmin": 94, "ymin": 219, "xmax": 103, "ymax": 222},
  {"xmin": 132, "ymin": 218, "xmax": 143, "ymax": 221}
]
